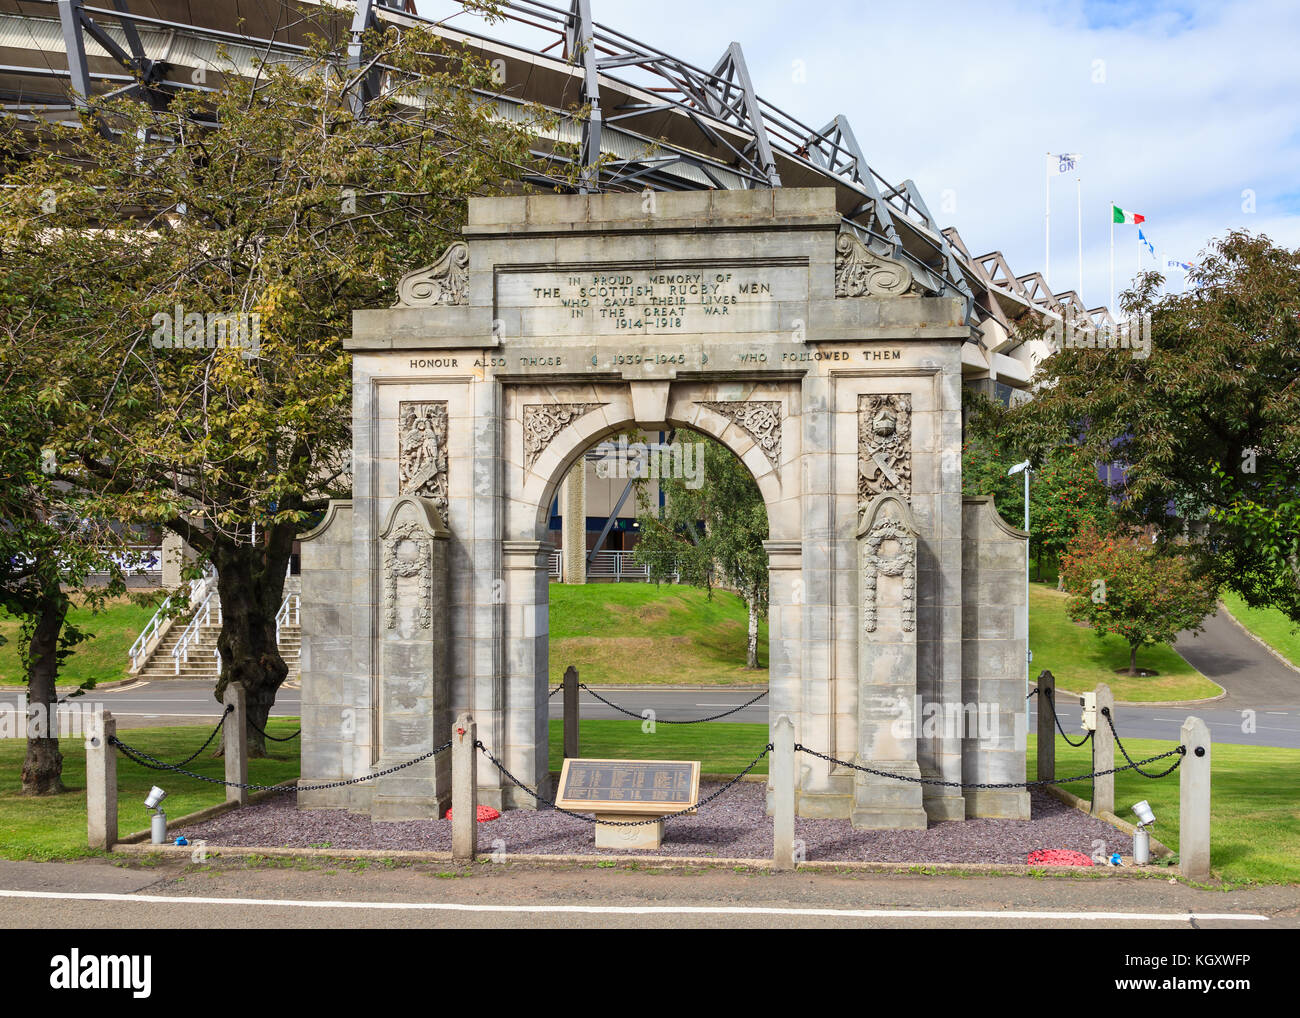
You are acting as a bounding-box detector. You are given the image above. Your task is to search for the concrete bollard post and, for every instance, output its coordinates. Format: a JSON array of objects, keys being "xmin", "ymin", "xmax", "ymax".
[
  {"xmin": 1036, "ymin": 669, "xmax": 1055, "ymax": 783},
  {"xmin": 85, "ymin": 709, "xmax": 117, "ymax": 850},
  {"xmin": 223, "ymin": 684, "xmax": 248, "ymax": 806},
  {"xmin": 772, "ymin": 715, "xmax": 795, "ymax": 870},
  {"xmin": 452, "ymin": 713, "xmax": 478, "ymax": 861},
  {"xmin": 563, "ymin": 665, "xmax": 579, "ymax": 760},
  {"xmin": 1093, "ymin": 682, "xmax": 1114, "ymax": 815},
  {"xmin": 1179, "ymin": 716, "xmax": 1211, "ymax": 881}
]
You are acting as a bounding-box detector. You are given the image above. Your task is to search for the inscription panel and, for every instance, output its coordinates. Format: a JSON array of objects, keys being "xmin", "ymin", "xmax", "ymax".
[
  {"xmin": 497, "ymin": 263, "xmax": 808, "ymax": 338},
  {"xmin": 555, "ymin": 758, "xmax": 701, "ymax": 815}
]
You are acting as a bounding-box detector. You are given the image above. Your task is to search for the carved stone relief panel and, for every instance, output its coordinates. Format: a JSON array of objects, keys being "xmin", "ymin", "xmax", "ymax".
[
  {"xmin": 522, "ymin": 403, "xmax": 606, "ymax": 470},
  {"xmin": 858, "ymin": 393, "xmax": 912, "ymax": 502},
  {"xmin": 393, "ymin": 241, "xmax": 469, "ymax": 307},
  {"xmin": 834, "ymin": 232, "xmax": 916, "ymax": 297},
  {"xmin": 696, "ymin": 400, "xmax": 781, "ymax": 469},
  {"xmin": 383, "ymin": 518, "xmax": 432, "ymax": 631},
  {"xmin": 398, "ymin": 401, "xmax": 449, "ymax": 518}
]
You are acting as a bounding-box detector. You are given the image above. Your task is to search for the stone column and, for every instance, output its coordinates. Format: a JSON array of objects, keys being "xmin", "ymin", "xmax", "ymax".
[
  {"xmin": 561, "ymin": 462, "xmax": 586, "ymax": 584},
  {"xmin": 1179, "ymin": 716, "xmax": 1211, "ymax": 881},
  {"xmin": 160, "ymin": 532, "xmax": 191, "ymax": 590},
  {"xmin": 452, "ymin": 712, "xmax": 478, "ymax": 861},
  {"xmin": 223, "ymin": 685, "xmax": 248, "ymax": 806},
  {"xmin": 772, "ymin": 715, "xmax": 796, "ymax": 869},
  {"xmin": 1093, "ymin": 683, "xmax": 1115, "ymax": 815},
  {"xmin": 371, "ymin": 495, "xmax": 451, "ymax": 820},
  {"xmin": 501, "ymin": 538, "xmax": 551, "ymax": 806},
  {"xmin": 852, "ymin": 495, "xmax": 927, "ymax": 830},
  {"xmin": 85, "ymin": 710, "xmax": 117, "ymax": 851}
]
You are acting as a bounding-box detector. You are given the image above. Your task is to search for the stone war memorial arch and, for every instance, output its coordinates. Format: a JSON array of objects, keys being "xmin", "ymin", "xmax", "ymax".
[{"xmin": 298, "ymin": 187, "xmax": 1030, "ymax": 828}]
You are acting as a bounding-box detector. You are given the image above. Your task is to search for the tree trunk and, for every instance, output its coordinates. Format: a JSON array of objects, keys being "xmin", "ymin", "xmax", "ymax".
[
  {"xmin": 1128, "ymin": 644, "xmax": 1139, "ymax": 676},
  {"xmin": 211, "ymin": 532, "xmax": 291, "ymax": 758},
  {"xmin": 745, "ymin": 597, "xmax": 759, "ymax": 670},
  {"xmin": 22, "ymin": 585, "xmax": 68, "ymax": 795}
]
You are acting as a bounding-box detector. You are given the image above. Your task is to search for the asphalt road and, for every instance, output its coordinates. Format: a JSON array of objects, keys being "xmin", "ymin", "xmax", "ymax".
[
  {"xmin": 3, "ymin": 606, "xmax": 1296, "ymax": 745},
  {"xmin": 0, "ymin": 858, "xmax": 1294, "ymax": 929},
  {"xmin": 3, "ymin": 677, "xmax": 1298, "ymax": 749}
]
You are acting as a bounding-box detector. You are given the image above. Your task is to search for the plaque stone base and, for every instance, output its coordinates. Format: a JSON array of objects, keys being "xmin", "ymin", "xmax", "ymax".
[{"xmin": 594, "ymin": 815, "xmax": 664, "ymax": 851}]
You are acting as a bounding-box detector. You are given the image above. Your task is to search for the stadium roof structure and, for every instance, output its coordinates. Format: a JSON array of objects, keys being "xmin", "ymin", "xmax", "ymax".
[{"xmin": 0, "ymin": 0, "xmax": 1110, "ymax": 390}]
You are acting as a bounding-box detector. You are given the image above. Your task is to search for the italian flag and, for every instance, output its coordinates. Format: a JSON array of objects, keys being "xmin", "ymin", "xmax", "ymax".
[{"xmin": 1112, "ymin": 203, "xmax": 1145, "ymax": 225}]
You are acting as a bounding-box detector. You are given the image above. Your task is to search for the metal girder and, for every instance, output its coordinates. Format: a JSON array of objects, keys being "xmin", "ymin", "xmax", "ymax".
[
  {"xmin": 804, "ymin": 114, "xmax": 899, "ymax": 254},
  {"xmin": 899, "ymin": 179, "xmax": 974, "ymax": 320},
  {"xmin": 565, "ymin": 0, "xmax": 603, "ymax": 193},
  {"xmin": 707, "ymin": 42, "xmax": 780, "ymax": 187}
]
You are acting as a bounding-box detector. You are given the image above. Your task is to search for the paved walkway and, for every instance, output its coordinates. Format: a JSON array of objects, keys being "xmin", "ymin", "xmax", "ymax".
[{"xmin": 1, "ymin": 858, "xmax": 1294, "ymax": 929}]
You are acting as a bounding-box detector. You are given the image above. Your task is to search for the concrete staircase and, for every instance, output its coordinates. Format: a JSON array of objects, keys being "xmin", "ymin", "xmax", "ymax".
[{"xmin": 131, "ymin": 607, "xmax": 301, "ymax": 684}]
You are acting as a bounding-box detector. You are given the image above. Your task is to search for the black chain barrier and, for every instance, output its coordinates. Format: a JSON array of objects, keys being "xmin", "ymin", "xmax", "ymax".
[
  {"xmin": 109, "ymin": 735, "xmax": 453, "ymax": 793},
  {"xmin": 794, "ymin": 742, "xmax": 1184, "ymax": 790},
  {"xmin": 1043, "ymin": 688, "xmax": 1093, "ymax": 748},
  {"xmin": 548, "ymin": 685, "xmax": 563, "ymax": 698},
  {"xmin": 125, "ymin": 705, "xmax": 234, "ymax": 769},
  {"xmin": 246, "ymin": 715, "xmax": 301, "ymax": 742},
  {"xmin": 577, "ymin": 683, "xmax": 768, "ymax": 724},
  {"xmin": 475, "ymin": 739, "xmax": 773, "ymax": 827},
  {"xmin": 1101, "ymin": 707, "xmax": 1188, "ymax": 779}
]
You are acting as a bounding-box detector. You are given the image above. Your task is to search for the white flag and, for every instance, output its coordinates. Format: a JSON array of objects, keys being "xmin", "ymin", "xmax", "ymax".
[{"xmin": 1052, "ymin": 153, "xmax": 1080, "ymax": 174}]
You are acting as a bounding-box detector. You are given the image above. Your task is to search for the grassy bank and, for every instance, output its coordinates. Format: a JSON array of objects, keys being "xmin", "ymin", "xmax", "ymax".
[
  {"xmin": 2, "ymin": 715, "xmax": 1293, "ymax": 884},
  {"xmin": 0, "ymin": 596, "xmax": 157, "ymax": 687},
  {"xmin": 549, "ymin": 582, "xmax": 767, "ymax": 686},
  {"xmin": 0, "ymin": 717, "xmax": 301, "ymax": 860},
  {"xmin": 1219, "ymin": 591, "xmax": 1300, "ymax": 670},
  {"xmin": 1029, "ymin": 585, "xmax": 1222, "ymax": 702}
]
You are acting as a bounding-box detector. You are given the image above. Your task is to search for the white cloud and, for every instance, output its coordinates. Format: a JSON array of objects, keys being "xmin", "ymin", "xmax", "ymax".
[{"xmin": 418, "ymin": 0, "xmax": 1300, "ymax": 309}]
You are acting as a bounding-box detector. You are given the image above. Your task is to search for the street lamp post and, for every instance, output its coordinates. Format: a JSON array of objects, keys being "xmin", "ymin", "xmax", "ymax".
[{"xmin": 1007, "ymin": 460, "xmax": 1033, "ymax": 704}]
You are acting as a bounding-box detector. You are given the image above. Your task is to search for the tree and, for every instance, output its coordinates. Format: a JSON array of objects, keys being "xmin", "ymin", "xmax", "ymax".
[
  {"xmin": 978, "ymin": 231, "xmax": 1300, "ymax": 623},
  {"xmin": 632, "ymin": 435, "xmax": 769, "ymax": 669},
  {"xmin": 0, "ymin": 19, "xmax": 554, "ymax": 753},
  {"xmin": 0, "ymin": 333, "xmax": 123, "ymax": 794},
  {"xmin": 1059, "ymin": 526, "xmax": 1217, "ymax": 675},
  {"xmin": 962, "ymin": 436, "xmax": 1113, "ymax": 578}
]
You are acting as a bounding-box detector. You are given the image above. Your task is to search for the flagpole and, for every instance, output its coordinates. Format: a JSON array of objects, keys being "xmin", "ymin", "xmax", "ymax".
[
  {"xmin": 1076, "ymin": 175, "xmax": 1083, "ymax": 302},
  {"xmin": 1109, "ymin": 202, "xmax": 1114, "ymax": 311},
  {"xmin": 1045, "ymin": 152, "xmax": 1051, "ymax": 286}
]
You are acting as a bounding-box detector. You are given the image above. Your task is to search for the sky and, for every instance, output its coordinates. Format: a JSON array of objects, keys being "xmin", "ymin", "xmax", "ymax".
[{"xmin": 415, "ymin": 0, "xmax": 1300, "ymax": 312}]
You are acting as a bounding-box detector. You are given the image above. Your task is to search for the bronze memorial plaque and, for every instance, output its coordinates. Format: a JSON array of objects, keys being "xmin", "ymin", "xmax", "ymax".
[{"xmin": 554, "ymin": 758, "xmax": 701, "ymax": 815}]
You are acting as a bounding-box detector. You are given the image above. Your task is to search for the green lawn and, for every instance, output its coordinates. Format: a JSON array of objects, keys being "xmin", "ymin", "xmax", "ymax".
[
  {"xmin": 1030, "ymin": 584, "xmax": 1222, "ymax": 702},
  {"xmin": 1219, "ymin": 590, "xmax": 1300, "ymax": 669},
  {"xmin": 2, "ymin": 715, "xmax": 1293, "ymax": 883},
  {"xmin": 549, "ymin": 582, "xmax": 767, "ymax": 685},
  {"xmin": 1032, "ymin": 732, "xmax": 1300, "ymax": 886},
  {"xmin": 547, "ymin": 718, "xmax": 770, "ymax": 774},
  {"xmin": 0, "ymin": 596, "xmax": 159, "ymax": 687},
  {"xmin": 0, "ymin": 717, "xmax": 301, "ymax": 860}
]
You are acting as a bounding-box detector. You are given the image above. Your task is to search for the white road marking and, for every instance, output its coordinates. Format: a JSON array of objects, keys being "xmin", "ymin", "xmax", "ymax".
[{"xmin": 0, "ymin": 889, "xmax": 1269, "ymax": 923}]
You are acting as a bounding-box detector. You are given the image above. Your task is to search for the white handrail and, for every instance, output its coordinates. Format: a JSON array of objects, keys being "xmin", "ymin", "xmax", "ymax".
[
  {"xmin": 171, "ymin": 586, "xmax": 222, "ymax": 675},
  {"xmin": 275, "ymin": 593, "xmax": 300, "ymax": 645},
  {"xmin": 128, "ymin": 565, "xmax": 216, "ymax": 670}
]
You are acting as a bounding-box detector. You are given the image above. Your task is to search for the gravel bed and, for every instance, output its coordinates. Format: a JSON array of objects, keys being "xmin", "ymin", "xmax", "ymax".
[{"xmin": 178, "ymin": 783, "xmax": 1132, "ymax": 865}]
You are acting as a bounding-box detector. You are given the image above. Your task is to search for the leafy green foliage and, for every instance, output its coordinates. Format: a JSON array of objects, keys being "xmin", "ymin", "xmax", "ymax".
[
  {"xmin": 1058, "ymin": 526, "xmax": 1218, "ymax": 674},
  {"xmin": 962, "ymin": 437, "xmax": 1114, "ymax": 569},
  {"xmin": 0, "ymin": 18, "xmax": 557, "ymax": 746},
  {"xmin": 977, "ymin": 231, "xmax": 1300, "ymax": 623}
]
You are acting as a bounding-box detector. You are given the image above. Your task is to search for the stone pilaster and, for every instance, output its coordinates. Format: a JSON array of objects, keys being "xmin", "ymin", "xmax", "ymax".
[
  {"xmin": 852, "ymin": 494, "xmax": 927, "ymax": 829},
  {"xmin": 561, "ymin": 463, "xmax": 586, "ymax": 584}
]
